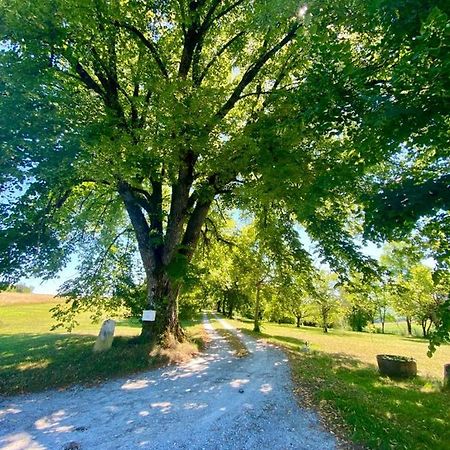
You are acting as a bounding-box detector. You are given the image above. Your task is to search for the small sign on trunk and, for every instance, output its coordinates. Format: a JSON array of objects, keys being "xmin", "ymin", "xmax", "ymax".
[{"xmin": 142, "ymin": 310, "xmax": 156, "ymax": 321}]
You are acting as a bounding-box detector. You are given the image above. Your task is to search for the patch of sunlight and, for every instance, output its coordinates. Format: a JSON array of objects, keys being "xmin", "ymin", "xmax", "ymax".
[
  {"xmin": 35, "ymin": 410, "xmax": 66, "ymax": 430},
  {"xmin": 121, "ymin": 379, "xmax": 152, "ymax": 390},
  {"xmin": 150, "ymin": 402, "xmax": 172, "ymax": 414},
  {"xmin": 16, "ymin": 360, "xmax": 50, "ymax": 371},
  {"xmin": 260, "ymin": 383, "xmax": 273, "ymax": 394},
  {"xmin": 0, "ymin": 432, "xmax": 46, "ymax": 450},
  {"xmin": 0, "ymin": 407, "xmax": 22, "ymax": 420},
  {"xmin": 432, "ymin": 417, "xmax": 445, "ymax": 425},
  {"xmin": 183, "ymin": 402, "xmax": 208, "ymax": 410},
  {"xmin": 420, "ymin": 382, "xmax": 440, "ymax": 393},
  {"xmin": 230, "ymin": 378, "xmax": 249, "ymax": 388}
]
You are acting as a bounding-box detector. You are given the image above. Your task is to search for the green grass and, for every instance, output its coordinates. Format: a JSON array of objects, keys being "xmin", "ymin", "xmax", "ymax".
[
  {"xmin": 225, "ymin": 317, "xmax": 450, "ymax": 450},
  {"xmin": 209, "ymin": 315, "xmax": 249, "ymax": 357},
  {"xmin": 373, "ymin": 321, "xmax": 425, "ymax": 337},
  {"xmin": 0, "ymin": 297, "xmax": 206, "ymax": 395},
  {"xmin": 226, "ymin": 318, "xmax": 449, "ymax": 379}
]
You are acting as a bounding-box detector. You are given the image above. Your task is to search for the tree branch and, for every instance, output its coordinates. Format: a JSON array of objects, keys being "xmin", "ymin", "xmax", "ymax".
[
  {"xmin": 180, "ymin": 197, "xmax": 213, "ymax": 260},
  {"xmin": 163, "ymin": 151, "xmax": 198, "ymax": 263},
  {"xmin": 195, "ymin": 31, "xmax": 246, "ymax": 86},
  {"xmin": 214, "ymin": 23, "xmax": 301, "ymax": 121},
  {"xmin": 118, "ymin": 181, "xmax": 155, "ymax": 274},
  {"xmin": 74, "ymin": 61, "xmax": 105, "ymax": 97},
  {"xmin": 211, "ymin": 0, "xmax": 246, "ymax": 25},
  {"xmin": 113, "ymin": 21, "xmax": 169, "ymax": 79}
]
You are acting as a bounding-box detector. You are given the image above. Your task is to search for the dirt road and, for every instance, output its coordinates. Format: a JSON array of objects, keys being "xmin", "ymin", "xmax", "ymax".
[{"xmin": 0, "ymin": 315, "xmax": 336, "ymax": 449}]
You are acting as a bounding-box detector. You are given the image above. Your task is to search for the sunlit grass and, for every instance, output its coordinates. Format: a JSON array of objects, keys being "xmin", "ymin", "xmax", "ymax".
[
  {"xmin": 225, "ymin": 317, "xmax": 450, "ymax": 450},
  {"xmin": 0, "ymin": 295, "xmax": 206, "ymax": 395},
  {"xmin": 209, "ymin": 315, "xmax": 249, "ymax": 357},
  {"xmin": 225, "ymin": 318, "xmax": 449, "ymax": 379}
]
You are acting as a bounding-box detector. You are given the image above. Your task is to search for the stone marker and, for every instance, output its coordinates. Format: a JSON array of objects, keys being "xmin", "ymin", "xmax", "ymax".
[
  {"xmin": 93, "ymin": 319, "xmax": 116, "ymax": 352},
  {"xmin": 444, "ymin": 364, "xmax": 450, "ymax": 390}
]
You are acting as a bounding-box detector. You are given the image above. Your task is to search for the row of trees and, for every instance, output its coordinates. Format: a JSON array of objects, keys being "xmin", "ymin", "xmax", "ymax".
[{"xmin": 181, "ymin": 227, "xmax": 448, "ymax": 341}]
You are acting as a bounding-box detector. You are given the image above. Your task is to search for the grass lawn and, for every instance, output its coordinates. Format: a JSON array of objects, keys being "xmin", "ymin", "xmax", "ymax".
[
  {"xmin": 225, "ymin": 317, "xmax": 450, "ymax": 450},
  {"xmin": 0, "ymin": 294, "xmax": 206, "ymax": 395},
  {"xmin": 226, "ymin": 319, "xmax": 449, "ymax": 379}
]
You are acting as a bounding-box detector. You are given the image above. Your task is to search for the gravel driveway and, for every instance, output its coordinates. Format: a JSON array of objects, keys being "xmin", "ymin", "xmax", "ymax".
[{"xmin": 0, "ymin": 315, "xmax": 337, "ymax": 450}]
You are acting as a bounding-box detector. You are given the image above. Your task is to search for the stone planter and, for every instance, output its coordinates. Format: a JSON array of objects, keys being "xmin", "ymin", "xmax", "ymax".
[{"xmin": 376, "ymin": 354, "xmax": 417, "ymax": 378}]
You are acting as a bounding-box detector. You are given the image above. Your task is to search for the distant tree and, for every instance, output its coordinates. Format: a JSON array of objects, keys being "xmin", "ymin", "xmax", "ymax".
[
  {"xmin": 380, "ymin": 242, "xmax": 423, "ymax": 335},
  {"xmin": 8, "ymin": 283, "xmax": 34, "ymax": 294},
  {"xmin": 340, "ymin": 274, "xmax": 376, "ymax": 332},
  {"xmin": 310, "ymin": 272, "xmax": 340, "ymax": 333}
]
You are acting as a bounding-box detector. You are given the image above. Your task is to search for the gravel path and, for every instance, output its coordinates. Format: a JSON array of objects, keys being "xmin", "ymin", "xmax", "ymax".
[{"xmin": 0, "ymin": 315, "xmax": 337, "ymax": 450}]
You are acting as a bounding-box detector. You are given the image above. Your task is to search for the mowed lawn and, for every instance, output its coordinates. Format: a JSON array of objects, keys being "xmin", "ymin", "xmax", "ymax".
[
  {"xmin": 225, "ymin": 317, "xmax": 450, "ymax": 450},
  {"xmin": 226, "ymin": 318, "xmax": 449, "ymax": 379},
  {"xmin": 0, "ymin": 293, "xmax": 205, "ymax": 395}
]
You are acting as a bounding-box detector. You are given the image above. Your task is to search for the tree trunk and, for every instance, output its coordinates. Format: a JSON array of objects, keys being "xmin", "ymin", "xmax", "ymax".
[
  {"xmin": 322, "ymin": 307, "xmax": 328, "ymax": 333},
  {"xmin": 217, "ymin": 300, "xmax": 222, "ymax": 313},
  {"xmin": 296, "ymin": 315, "xmax": 301, "ymax": 328},
  {"xmin": 254, "ymin": 284, "xmax": 261, "ymax": 333},
  {"xmin": 421, "ymin": 319, "xmax": 427, "ymax": 337},
  {"xmin": 139, "ymin": 273, "xmax": 184, "ymax": 344},
  {"xmin": 380, "ymin": 307, "xmax": 386, "ymax": 334},
  {"xmin": 119, "ymin": 168, "xmax": 213, "ymax": 346},
  {"xmin": 426, "ymin": 319, "xmax": 433, "ymax": 336},
  {"xmin": 406, "ymin": 316, "xmax": 412, "ymax": 335}
]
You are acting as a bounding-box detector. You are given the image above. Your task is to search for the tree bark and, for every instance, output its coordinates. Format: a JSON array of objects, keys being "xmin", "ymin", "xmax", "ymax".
[
  {"xmin": 296, "ymin": 315, "xmax": 302, "ymax": 328},
  {"xmin": 379, "ymin": 307, "xmax": 386, "ymax": 334},
  {"xmin": 254, "ymin": 283, "xmax": 261, "ymax": 333},
  {"xmin": 406, "ymin": 316, "xmax": 412, "ymax": 335},
  {"xmin": 139, "ymin": 273, "xmax": 184, "ymax": 343}
]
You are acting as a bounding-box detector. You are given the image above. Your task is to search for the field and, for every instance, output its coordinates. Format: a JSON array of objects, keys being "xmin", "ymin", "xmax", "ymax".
[
  {"xmin": 226, "ymin": 319, "xmax": 449, "ymax": 379},
  {"xmin": 224, "ymin": 317, "xmax": 450, "ymax": 450},
  {"xmin": 0, "ymin": 293, "xmax": 205, "ymax": 395}
]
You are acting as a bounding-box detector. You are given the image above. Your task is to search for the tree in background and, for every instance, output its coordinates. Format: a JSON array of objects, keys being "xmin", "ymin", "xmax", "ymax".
[
  {"xmin": 308, "ymin": 272, "xmax": 340, "ymax": 333},
  {"xmin": 340, "ymin": 274, "xmax": 376, "ymax": 332},
  {"xmin": 380, "ymin": 242, "xmax": 423, "ymax": 335},
  {"xmin": 6, "ymin": 283, "xmax": 34, "ymax": 294}
]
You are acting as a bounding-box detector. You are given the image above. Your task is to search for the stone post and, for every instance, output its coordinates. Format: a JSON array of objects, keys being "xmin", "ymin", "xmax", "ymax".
[{"xmin": 93, "ymin": 319, "xmax": 116, "ymax": 352}]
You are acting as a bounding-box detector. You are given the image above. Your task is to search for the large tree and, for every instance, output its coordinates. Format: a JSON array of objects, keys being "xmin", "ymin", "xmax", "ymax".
[{"xmin": 1, "ymin": 0, "xmax": 447, "ymax": 343}]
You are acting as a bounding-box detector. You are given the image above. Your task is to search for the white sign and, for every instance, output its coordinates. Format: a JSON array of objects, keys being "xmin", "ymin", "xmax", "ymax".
[{"xmin": 142, "ymin": 310, "xmax": 156, "ymax": 321}]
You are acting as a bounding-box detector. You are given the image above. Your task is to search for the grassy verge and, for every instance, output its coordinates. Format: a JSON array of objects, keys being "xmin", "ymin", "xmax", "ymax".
[
  {"xmin": 225, "ymin": 318, "xmax": 450, "ymax": 450},
  {"xmin": 209, "ymin": 315, "xmax": 249, "ymax": 357},
  {"xmin": 0, "ymin": 297, "xmax": 207, "ymax": 395},
  {"xmin": 224, "ymin": 318, "xmax": 449, "ymax": 379}
]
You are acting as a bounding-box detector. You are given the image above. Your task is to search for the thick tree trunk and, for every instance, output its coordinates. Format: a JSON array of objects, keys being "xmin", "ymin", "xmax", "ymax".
[
  {"xmin": 139, "ymin": 273, "xmax": 184, "ymax": 344},
  {"xmin": 119, "ymin": 162, "xmax": 213, "ymax": 346},
  {"xmin": 296, "ymin": 315, "xmax": 301, "ymax": 328}
]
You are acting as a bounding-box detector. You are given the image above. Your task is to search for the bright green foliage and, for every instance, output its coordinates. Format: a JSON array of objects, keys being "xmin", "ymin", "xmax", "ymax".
[
  {"xmin": 340, "ymin": 274, "xmax": 377, "ymax": 332},
  {"xmin": 0, "ymin": 0, "xmax": 448, "ymax": 338},
  {"xmin": 306, "ymin": 272, "xmax": 341, "ymax": 333},
  {"xmin": 380, "ymin": 241, "xmax": 449, "ymax": 351}
]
